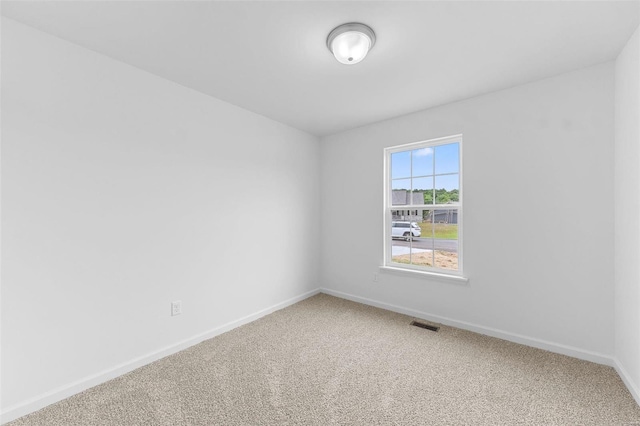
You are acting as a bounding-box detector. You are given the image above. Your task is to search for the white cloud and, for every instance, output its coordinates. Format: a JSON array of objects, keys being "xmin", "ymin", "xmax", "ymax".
[{"xmin": 413, "ymin": 147, "xmax": 433, "ymax": 157}]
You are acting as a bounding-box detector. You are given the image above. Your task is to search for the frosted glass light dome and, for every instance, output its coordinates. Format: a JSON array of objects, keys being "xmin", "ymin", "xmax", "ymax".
[{"xmin": 327, "ymin": 23, "xmax": 376, "ymax": 65}]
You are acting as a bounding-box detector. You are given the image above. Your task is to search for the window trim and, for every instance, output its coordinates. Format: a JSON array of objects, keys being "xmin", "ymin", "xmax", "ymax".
[{"xmin": 383, "ymin": 134, "xmax": 464, "ymax": 278}]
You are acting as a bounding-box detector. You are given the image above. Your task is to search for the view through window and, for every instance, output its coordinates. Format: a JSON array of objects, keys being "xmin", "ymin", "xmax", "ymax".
[{"xmin": 385, "ymin": 135, "xmax": 462, "ymax": 275}]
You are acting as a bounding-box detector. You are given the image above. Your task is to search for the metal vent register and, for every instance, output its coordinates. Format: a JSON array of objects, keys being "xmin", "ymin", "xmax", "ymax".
[{"xmin": 410, "ymin": 320, "xmax": 440, "ymax": 332}]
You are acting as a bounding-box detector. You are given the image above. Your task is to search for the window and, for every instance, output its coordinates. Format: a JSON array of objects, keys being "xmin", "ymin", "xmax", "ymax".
[{"xmin": 384, "ymin": 135, "xmax": 462, "ymax": 276}]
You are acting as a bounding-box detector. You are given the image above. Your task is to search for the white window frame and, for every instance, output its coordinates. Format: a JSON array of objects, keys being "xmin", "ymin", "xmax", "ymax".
[{"xmin": 383, "ymin": 134, "xmax": 464, "ymax": 279}]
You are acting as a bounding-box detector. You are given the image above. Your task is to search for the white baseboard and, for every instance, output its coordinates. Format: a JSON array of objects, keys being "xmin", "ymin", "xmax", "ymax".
[
  {"xmin": 0, "ymin": 288, "xmax": 320, "ymax": 425},
  {"xmin": 320, "ymin": 288, "xmax": 614, "ymax": 366},
  {"xmin": 613, "ymin": 358, "xmax": 640, "ymax": 407}
]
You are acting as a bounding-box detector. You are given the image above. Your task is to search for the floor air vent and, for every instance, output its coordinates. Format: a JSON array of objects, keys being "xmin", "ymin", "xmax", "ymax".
[{"xmin": 410, "ymin": 321, "xmax": 440, "ymax": 332}]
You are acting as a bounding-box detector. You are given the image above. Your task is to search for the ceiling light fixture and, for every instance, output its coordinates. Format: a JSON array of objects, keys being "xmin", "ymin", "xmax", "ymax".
[{"xmin": 327, "ymin": 22, "xmax": 376, "ymax": 65}]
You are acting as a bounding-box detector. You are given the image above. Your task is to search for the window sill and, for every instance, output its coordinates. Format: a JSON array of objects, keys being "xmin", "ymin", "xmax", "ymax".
[{"xmin": 379, "ymin": 265, "xmax": 469, "ymax": 284}]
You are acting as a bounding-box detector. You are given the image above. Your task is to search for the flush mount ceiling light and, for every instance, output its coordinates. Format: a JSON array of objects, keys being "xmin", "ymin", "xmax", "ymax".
[{"xmin": 327, "ymin": 22, "xmax": 376, "ymax": 65}]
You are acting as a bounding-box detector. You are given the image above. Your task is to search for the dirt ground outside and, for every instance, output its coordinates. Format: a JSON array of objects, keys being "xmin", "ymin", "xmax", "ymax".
[{"xmin": 392, "ymin": 250, "xmax": 458, "ymax": 270}]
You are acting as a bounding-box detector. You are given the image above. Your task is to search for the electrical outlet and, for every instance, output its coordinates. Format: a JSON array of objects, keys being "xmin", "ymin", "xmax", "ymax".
[{"xmin": 171, "ymin": 301, "xmax": 182, "ymax": 316}]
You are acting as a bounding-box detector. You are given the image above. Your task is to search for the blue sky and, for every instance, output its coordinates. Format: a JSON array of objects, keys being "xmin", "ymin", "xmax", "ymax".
[{"xmin": 391, "ymin": 142, "xmax": 459, "ymax": 191}]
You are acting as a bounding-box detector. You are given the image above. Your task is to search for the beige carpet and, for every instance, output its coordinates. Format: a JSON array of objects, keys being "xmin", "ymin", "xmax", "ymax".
[{"xmin": 9, "ymin": 294, "xmax": 640, "ymax": 425}]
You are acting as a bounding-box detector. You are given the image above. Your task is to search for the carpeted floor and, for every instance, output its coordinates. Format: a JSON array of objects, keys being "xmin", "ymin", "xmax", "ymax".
[{"xmin": 9, "ymin": 294, "xmax": 640, "ymax": 425}]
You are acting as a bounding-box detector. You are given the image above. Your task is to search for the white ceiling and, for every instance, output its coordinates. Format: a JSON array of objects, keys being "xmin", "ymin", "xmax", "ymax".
[{"xmin": 2, "ymin": 1, "xmax": 638, "ymax": 136}]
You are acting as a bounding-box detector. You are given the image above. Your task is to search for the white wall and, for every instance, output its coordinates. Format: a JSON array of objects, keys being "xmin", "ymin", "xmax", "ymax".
[
  {"xmin": 1, "ymin": 18, "xmax": 320, "ymax": 417},
  {"xmin": 321, "ymin": 63, "xmax": 615, "ymax": 360},
  {"xmin": 614, "ymin": 26, "xmax": 640, "ymax": 403}
]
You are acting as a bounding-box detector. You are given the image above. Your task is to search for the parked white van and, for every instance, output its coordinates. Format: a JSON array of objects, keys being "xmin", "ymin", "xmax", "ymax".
[{"xmin": 392, "ymin": 221, "xmax": 421, "ymax": 240}]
